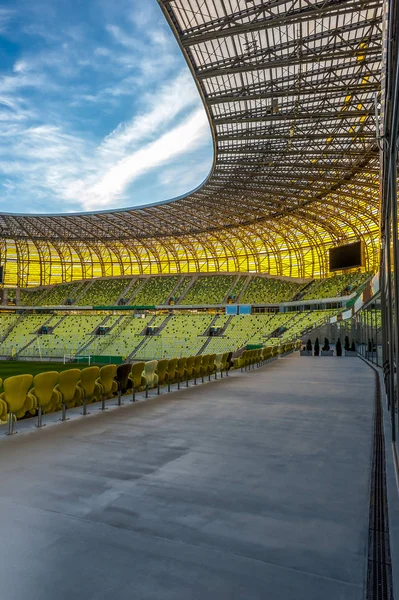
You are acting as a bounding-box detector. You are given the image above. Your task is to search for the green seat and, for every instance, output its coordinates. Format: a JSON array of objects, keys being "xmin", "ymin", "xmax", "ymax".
[
  {"xmin": 0, "ymin": 374, "xmax": 34, "ymax": 434},
  {"xmin": 142, "ymin": 361, "xmax": 158, "ymax": 397},
  {"xmin": 55, "ymin": 369, "xmax": 83, "ymax": 420},
  {"xmin": 30, "ymin": 371, "xmax": 61, "ymax": 426},
  {"xmin": 156, "ymin": 359, "xmax": 169, "ymax": 395},
  {"xmin": 129, "ymin": 362, "xmax": 146, "ymax": 401}
]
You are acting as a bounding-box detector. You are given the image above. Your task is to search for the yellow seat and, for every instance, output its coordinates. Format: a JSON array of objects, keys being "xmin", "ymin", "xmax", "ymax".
[
  {"xmin": 0, "ymin": 377, "xmax": 7, "ymax": 425},
  {"xmin": 79, "ymin": 366, "xmax": 103, "ymax": 414},
  {"xmin": 55, "ymin": 368, "xmax": 83, "ymax": 421},
  {"xmin": 156, "ymin": 359, "xmax": 169, "ymax": 395},
  {"xmin": 142, "ymin": 361, "xmax": 158, "ymax": 397},
  {"xmin": 236, "ymin": 350, "xmax": 248, "ymax": 371},
  {"xmin": 30, "ymin": 371, "xmax": 61, "ymax": 426},
  {"xmin": 177, "ymin": 357, "xmax": 187, "ymax": 389},
  {"xmin": 166, "ymin": 358, "xmax": 178, "ymax": 391},
  {"xmin": 193, "ymin": 356, "xmax": 202, "ymax": 384},
  {"xmin": 129, "ymin": 362, "xmax": 146, "ymax": 401},
  {"xmin": 214, "ymin": 353, "xmax": 224, "ymax": 378},
  {"xmin": 207, "ymin": 353, "xmax": 217, "ymax": 380},
  {"xmin": 0, "ymin": 374, "xmax": 34, "ymax": 434},
  {"xmin": 96, "ymin": 364, "xmax": 118, "ymax": 410},
  {"xmin": 185, "ymin": 356, "xmax": 195, "ymax": 386},
  {"xmin": 201, "ymin": 354, "xmax": 210, "ymax": 382}
]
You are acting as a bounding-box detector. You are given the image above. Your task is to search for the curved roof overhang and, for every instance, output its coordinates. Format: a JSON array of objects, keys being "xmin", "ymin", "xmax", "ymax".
[{"xmin": 0, "ymin": 0, "xmax": 383, "ymax": 285}]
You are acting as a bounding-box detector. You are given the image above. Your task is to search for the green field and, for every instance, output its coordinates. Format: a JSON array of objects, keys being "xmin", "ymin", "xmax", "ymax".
[{"xmin": 0, "ymin": 360, "xmax": 94, "ymax": 384}]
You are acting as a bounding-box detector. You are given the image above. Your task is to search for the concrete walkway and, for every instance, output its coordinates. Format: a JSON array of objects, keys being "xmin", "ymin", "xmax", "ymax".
[{"xmin": 0, "ymin": 354, "xmax": 375, "ymax": 599}]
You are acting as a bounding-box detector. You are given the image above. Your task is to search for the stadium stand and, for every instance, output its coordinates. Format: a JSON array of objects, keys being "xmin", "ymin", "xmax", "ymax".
[
  {"xmin": 240, "ymin": 276, "xmax": 303, "ymax": 304},
  {"xmin": 15, "ymin": 272, "xmax": 372, "ymax": 308},
  {"xmin": 75, "ymin": 279, "xmax": 131, "ymax": 306},
  {"xmin": 130, "ymin": 276, "xmax": 180, "ymax": 306},
  {"xmin": 300, "ymin": 272, "xmax": 370, "ymax": 300},
  {"xmin": 181, "ymin": 275, "xmax": 235, "ymax": 305}
]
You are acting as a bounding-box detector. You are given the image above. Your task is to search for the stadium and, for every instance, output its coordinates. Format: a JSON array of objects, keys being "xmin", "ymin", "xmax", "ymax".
[{"xmin": 0, "ymin": 0, "xmax": 398, "ymax": 598}]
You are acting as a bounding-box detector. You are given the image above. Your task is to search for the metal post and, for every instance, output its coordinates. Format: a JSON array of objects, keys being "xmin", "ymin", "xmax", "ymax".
[
  {"xmin": 6, "ymin": 413, "xmax": 16, "ymax": 435},
  {"xmin": 177, "ymin": 374, "xmax": 180, "ymax": 390},
  {"xmin": 82, "ymin": 397, "xmax": 89, "ymax": 415},
  {"xmin": 145, "ymin": 384, "xmax": 149, "ymax": 398},
  {"xmin": 60, "ymin": 402, "xmax": 69, "ymax": 421},
  {"xmin": 99, "ymin": 395, "xmax": 107, "ymax": 410},
  {"xmin": 36, "ymin": 406, "xmax": 45, "ymax": 428},
  {"xmin": 132, "ymin": 385, "xmax": 135, "ymax": 402},
  {"xmin": 157, "ymin": 383, "xmax": 160, "ymax": 395},
  {"xmin": 186, "ymin": 376, "xmax": 189, "ymax": 388},
  {"xmin": 117, "ymin": 390, "xmax": 123, "ymax": 406}
]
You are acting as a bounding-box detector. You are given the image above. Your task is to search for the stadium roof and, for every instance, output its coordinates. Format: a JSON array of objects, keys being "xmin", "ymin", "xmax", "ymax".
[{"xmin": 0, "ymin": 0, "xmax": 382, "ymax": 286}]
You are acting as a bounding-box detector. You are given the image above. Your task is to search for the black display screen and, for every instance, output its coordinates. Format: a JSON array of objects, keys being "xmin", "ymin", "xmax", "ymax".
[
  {"xmin": 0, "ymin": 266, "xmax": 3, "ymax": 284},
  {"xmin": 329, "ymin": 241, "xmax": 364, "ymax": 272}
]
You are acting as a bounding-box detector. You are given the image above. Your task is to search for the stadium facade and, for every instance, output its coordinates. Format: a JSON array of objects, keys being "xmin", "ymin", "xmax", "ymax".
[{"xmin": 0, "ymin": 0, "xmax": 382, "ymax": 287}]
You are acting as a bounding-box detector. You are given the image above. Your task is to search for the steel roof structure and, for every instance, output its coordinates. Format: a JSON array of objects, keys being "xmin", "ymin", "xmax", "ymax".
[{"xmin": 0, "ymin": 0, "xmax": 382, "ymax": 287}]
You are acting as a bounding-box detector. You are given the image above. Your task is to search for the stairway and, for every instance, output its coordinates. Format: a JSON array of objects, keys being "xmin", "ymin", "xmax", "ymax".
[
  {"xmin": 177, "ymin": 274, "xmax": 199, "ymax": 303},
  {"xmin": 73, "ymin": 280, "xmax": 95, "ymax": 305},
  {"xmin": 115, "ymin": 278, "xmax": 139, "ymax": 305},
  {"xmin": 223, "ymin": 274, "xmax": 241, "ymax": 303},
  {"xmin": 292, "ymin": 279, "xmax": 314, "ymax": 301},
  {"xmin": 196, "ymin": 314, "xmax": 222, "ymax": 355},
  {"xmin": 0, "ymin": 313, "xmax": 26, "ymax": 343},
  {"xmin": 235, "ymin": 275, "xmax": 252, "ymax": 303},
  {"xmin": 127, "ymin": 278, "xmax": 146, "ymax": 303}
]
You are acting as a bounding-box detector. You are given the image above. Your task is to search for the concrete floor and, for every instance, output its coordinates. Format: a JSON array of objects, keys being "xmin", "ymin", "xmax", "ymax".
[{"xmin": 0, "ymin": 354, "xmax": 375, "ymax": 600}]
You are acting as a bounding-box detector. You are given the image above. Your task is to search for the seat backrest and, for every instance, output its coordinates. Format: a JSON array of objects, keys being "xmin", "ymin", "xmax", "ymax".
[
  {"xmin": 130, "ymin": 362, "xmax": 145, "ymax": 388},
  {"xmin": 208, "ymin": 354, "xmax": 216, "ymax": 370},
  {"xmin": 99, "ymin": 364, "xmax": 117, "ymax": 394},
  {"xmin": 186, "ymin": 356, "xmax": 195, "ymax": 375},
  {"xmin": 167, "ymin": 358, "xmax": 178, "ymax": 380},
  {"xmin": 3, "ymin": 374, "xmax": 33, "ymax": 412},
  {"xmin": 215, "ymin": 353, "xmax": 223, "ymax": 368},
  {"xmin": 79, "ymin": 366, "xmax": 100, "ymax": 397},
  {"xmin": 194, "ymin": 355, "xmax": 202, "ymax": 373},
  {"xmin": 177, "ymin": 357, "xmax": 186, "ymax": 377},
  {"xmin": 58, "ymin": 369, "xmax": 81, "ymax": 402},
  {"xmin": 202, "ymin": 354, "xmax": 210, "ymax": 370},
  {"xmin": 156, "ymin": 359, "xmax": 169, "ymax": 384},
  {"xmin": 33, "ymin": 371, "xmax": 59, "ymax": 407},
  {"xmin": 116, "ymin": 363, "xmax": 132, "ymax": 393},
  {"xmin": 144, "ymin": 360, "xmax": 158, "ymax": 385}
]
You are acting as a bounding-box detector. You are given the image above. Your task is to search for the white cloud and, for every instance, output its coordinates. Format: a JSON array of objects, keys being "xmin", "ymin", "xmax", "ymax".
[
  {"xmin": 0, "ymin": 1, "xmax": 213, "ymax": 213},
  {"xmin": 0, "ymin": 8, "xmax": 13, "ymax": 33},
  {"xmin": 82, "ymin": 108, "xmax": 209, "ymax": 210},
  {"xmin": 99, "ymin": 70, "xmax": 199, "ymax": 158}
]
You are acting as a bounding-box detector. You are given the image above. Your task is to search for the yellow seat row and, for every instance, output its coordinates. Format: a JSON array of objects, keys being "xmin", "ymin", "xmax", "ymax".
[
  {"xmin": 1, "ymin": 344, "xmax": 291, "ymax": 434},
  {"xmin": 0, "ymin": 365, "xmax": 119, "ymax": 433}
]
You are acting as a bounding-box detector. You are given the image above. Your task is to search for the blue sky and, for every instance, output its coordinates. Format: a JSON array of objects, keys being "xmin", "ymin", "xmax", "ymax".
[{"xmin": 0, "ymin": 0, "xmax": 213, "ymax": 214}]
